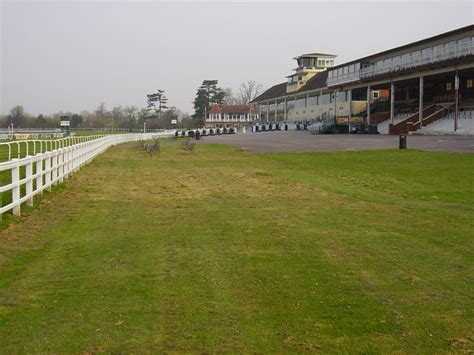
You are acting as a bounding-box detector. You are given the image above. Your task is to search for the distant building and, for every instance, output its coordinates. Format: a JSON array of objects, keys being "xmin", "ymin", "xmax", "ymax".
[
  {"xmin": 251, "ymin": 25, "xmax": 474, "ymax": 134},
  {"xmin": 205, "ymin": 104, "xmax": 259, "ymax": 127}
]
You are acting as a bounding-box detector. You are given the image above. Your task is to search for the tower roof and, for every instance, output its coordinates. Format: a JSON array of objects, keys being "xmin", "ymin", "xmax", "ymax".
[{"xmin": 293, "ymin": 52, "xmax": 337, "ymax": 60}]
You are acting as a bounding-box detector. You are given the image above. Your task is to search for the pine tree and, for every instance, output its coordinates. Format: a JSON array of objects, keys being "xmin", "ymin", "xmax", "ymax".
[
  {"xmin": 146, "ymin": 89, "xmax": 168, "ymax": 120},
  {"xmin": 192, "ymin": 80, "xmax": 227, "ymax": 122}
]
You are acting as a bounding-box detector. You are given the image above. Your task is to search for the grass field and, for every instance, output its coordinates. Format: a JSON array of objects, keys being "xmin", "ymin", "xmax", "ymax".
[{"xmin": 0, "ymin": 143, "xmax": 472, "ymax": 352}]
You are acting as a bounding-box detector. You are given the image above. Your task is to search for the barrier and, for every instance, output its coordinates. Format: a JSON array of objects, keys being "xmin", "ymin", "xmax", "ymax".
[{"xmin": 0, "ymin": 132, "xmax": 174, "ymax": 218}]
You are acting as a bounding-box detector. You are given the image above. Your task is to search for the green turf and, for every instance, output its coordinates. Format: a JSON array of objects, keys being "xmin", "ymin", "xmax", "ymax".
[{"xmin": 0, "ymin": 144, "xmax": 472, "ymax": 352}]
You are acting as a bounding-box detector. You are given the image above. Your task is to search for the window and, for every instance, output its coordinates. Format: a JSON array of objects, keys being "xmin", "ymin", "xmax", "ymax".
[
  {"xmin": 302, "ymin": 58, "xmax": 310, "ymax": 67},
  {"xmin": 411, "ymin": 50, "xmax": 421, "ymax": 65},
  {"xmin": 446, "ymin": 82, "xmax": 452, "ymax": 91},
  {"xmin": 392, "ymin": 55, "xmax": 401, "ymax": 69},
  {"xmin": 467, "ymin": 79, "xmax": 473, "ymax": 88},
  {"xmin": 401, "ymin": 53, "xmax": 411, "ymax": 67},
  {"xmin": 445, "ymin": 41, "xmax": 456, "ymax": 57},
  {"xmin": 296, "ymin": 97, "xmax": 306, "ymax": 108},
  {"xmin": 458, "ymin": 37, "xmax": 471, "ymax": 55},
  {"xmin": 320, "ymin": 94, "xmax": 331, "ymax": 105},
  {"xmin": 421, "ymin": 47, "xmax": 432, "ymax": 63},
  {"xmin": 343, "ymin": 90, "xmax": 349, "ymax": 102},
  {"xmin": 307, "ymin": 95, "xmax": 318, "ymax": 107},
  {"xmin": 287, "ymin": 99, "xmax": 295, "ymax": 110},
  {"xmin": 433, "ymin": 44, "xmax": 444, "ymax": 60}
]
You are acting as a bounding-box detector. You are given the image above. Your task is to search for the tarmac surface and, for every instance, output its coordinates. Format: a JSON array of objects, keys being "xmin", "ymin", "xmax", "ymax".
[{"xmin": 199, "ymin": 131, "xmax": 474, "ymax": 153}]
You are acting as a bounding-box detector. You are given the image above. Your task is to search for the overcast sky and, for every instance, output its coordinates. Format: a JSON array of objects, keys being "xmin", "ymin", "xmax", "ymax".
[{"xmin": 1, "ymin": 1, "xmax": 473, "ymax": 115}]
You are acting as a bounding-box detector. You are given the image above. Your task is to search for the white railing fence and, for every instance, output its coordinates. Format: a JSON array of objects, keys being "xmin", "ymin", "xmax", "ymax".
[{"xmin": 0, "ymin": 132, "xmax": 174, "ymax": 218}]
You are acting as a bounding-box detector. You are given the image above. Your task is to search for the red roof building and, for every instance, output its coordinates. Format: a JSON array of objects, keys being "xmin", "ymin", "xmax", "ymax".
[{"xmin": 206, "ymin": 104, "xmax": 259, "ymax": 127}]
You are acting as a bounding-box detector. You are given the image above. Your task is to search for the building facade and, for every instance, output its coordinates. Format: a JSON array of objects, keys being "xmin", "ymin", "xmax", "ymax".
[
  {"xmin": 252, "ymin": 25, "xmax": 474, "ymax": 134},
  {"xmin": 205, "ymin": 104, "xmax": 259, "ymax": 128}
]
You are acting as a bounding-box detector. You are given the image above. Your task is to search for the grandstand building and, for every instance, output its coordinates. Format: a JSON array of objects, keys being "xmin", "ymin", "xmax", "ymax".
[{"xmin": 251, "ymin": 25, "xmax": 474, "ymax": 134}]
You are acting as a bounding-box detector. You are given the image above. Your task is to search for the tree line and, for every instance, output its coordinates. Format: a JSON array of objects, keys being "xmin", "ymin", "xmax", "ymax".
[
  {"xmin": 0, "ymin": 103, "xmax": 197, "ymax": 130},
  {"xmin": 0, "ymin": 80, "xmax": 263, "ymax": 129}
]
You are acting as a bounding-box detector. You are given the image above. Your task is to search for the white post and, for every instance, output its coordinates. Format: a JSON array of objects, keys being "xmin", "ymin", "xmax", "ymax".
[
  {"xmin": 25, "ymin": 160, "xmax": 33, "ymax": 207},
  {"xmin": 45, "ymin": 154, "xmax": 51, "ymax": 192},
  {"xmin": 274, "ymin": 100, "xmax": 277, "ymax": 122},
  {"xmin": 390, "ymin": 82, "xmax": 395, "ymax": 124},
  {"xmin": 367, "ymin": 85, "xmax": 371, "ymax": 125},
  {"xmin": 11, "ymin": 161, "xmax": 20, "ymax": 216},
  {"xmin": 454, "ymin": 72, "xmax": 459, "ymax": 132},
  {"xmin": 64, "ymin": 148, "xmax": 70, "ymax": 178},
  {"xmin": 58, "ymin": 150, "xmax": 64, "ymax": 183},
  {"xmin": 419, "ymin": 76, "xmax": 424, "ymax": 127},
  {"xmin": 36, "ymin": 158, "xmax": 43, "ymax": 195},
  {"xmin": 52, "ymin": 151, "xmax": 58, "ymax": 186},
  {"xmin": 348, "ymin": 89, "xmax": 352, "ymax": 129}
]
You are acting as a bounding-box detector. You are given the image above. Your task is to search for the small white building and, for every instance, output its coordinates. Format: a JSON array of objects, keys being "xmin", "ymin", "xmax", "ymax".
[{"xmin": 206, "ymin": 104, "xmax": 259, "ymax": 127}]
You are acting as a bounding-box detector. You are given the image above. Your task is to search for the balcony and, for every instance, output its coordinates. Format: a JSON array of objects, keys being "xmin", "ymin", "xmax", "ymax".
[
  {"xmin": 327, "ymin": 71, "xmax": 361, "ymax": 87},
  {"xmin": 327, "ymin": 37, "xmax": 474, "ymax": 87}
]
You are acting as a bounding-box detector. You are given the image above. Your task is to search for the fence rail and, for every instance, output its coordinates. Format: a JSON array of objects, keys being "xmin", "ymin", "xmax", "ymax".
[{"xmin": 0, "ymin": 132, "xmax": 174, "ymax": 218}]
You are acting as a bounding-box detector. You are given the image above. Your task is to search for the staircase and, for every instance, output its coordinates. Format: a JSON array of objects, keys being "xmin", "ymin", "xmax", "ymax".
[
  {"xmin": 417, "ymin": 109, "xmax": 474, "ymax": 135},
  {"xmin": 377, "ymin": 113, "xmax": 411, "ymax": 134},
  {"xmin": 389, "ymin": 104, "xmax": 449, "ymax": 135}
]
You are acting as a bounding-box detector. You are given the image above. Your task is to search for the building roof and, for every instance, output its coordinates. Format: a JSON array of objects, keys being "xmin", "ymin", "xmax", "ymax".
[
  {"xmin": 294, "ymin": 52, "xmax": 337, "ymax": 59},
  {"xmin": 209, "ymin": 104, "xmax": 253, "ymax": 114},
  {"xmin": 251, "ymin": 82, "xmax": 288, "ymax": 103},
  {"xmin": 298, "ymin": 70, "xmax": 328, "ymax": 92},
  {"xmin": 209, "ymin": 105, "xmax": 222, "ymax": 113},
  {"xmin": 251, "ymin": 70, "xmax": 329, "ymax": 103},
  {"xmin": 330, "ymin": 24, "xmax": 474, "ymax": 70}
]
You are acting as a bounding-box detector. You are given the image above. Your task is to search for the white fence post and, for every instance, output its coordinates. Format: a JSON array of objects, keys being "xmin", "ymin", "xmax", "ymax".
[
  {"xmin": 52, "ymin": 151, "xmax": 58, "ymax": 185},
  {"xmin": 25, "ymin": 159, "xmax": 33, "ymax": 207},
  {"xmin": 45, "ymin": 154, "xmax": 51, "ymax": 192},
  {"xmin": 58, "ymin": 149, "xmax": 64, "ymax": 183},
  {"xmin": 36, "ymin": 156, "xmax": 43, "ymax": 195},
  {"xmin": 11, "ymin": 160, "xmax": 20, "ymax": 216}
]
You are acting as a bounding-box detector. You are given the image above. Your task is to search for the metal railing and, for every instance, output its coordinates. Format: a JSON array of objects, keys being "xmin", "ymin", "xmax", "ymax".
[
  {"xmin": 441, "ymin": 106, "xmax": 474, "ymax": 120},
  {"xmin": 328, "ymin": 38, "xmax": 474, "ymax": 87},
  {"xmin": 0, "ymin": 132, "xmax": 174, "ymax": 218}
]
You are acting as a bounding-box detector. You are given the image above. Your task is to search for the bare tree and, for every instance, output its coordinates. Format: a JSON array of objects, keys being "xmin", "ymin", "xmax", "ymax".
[
  {"xmin": 95, "ymin": 102, "xmax": 107, "ymax": 119},
  {"xmin": 223, "ymin": 88, "xmax": 239, "ymax": 105},
  {"xmin": 238, "ymin": 80, "xmax": 263, "ymax": 104}
]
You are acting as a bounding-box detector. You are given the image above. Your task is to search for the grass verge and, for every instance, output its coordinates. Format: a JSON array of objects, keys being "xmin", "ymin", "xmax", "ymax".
[{"xmin": 0, "ymin": 144, "xmax": 472, "ymax": 352}]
